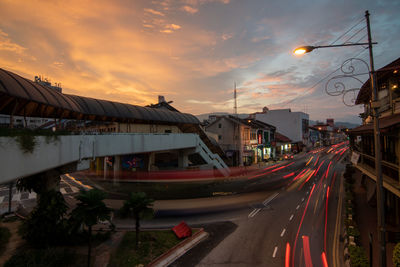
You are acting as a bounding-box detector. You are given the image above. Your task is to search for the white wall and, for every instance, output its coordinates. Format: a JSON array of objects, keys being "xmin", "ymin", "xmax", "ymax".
[{"xmin": 255, "ymin": 109, "xmax": 309, "ymax": 143}]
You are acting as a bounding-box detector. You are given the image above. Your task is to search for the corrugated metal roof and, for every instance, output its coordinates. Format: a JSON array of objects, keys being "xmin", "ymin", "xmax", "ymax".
[
  {"xmin": 0, "ymin": 68, "xmax": 199, "ymax": 125},
  {"xmin": 349, "ymin": 113, "xmax": 400, "ymax": 134}
]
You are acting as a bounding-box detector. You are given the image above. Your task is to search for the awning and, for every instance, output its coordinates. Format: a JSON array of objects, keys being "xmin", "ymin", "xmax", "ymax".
[{"xmin": 349, "ymin": 113, "xmax": 400, "ymax": 134}]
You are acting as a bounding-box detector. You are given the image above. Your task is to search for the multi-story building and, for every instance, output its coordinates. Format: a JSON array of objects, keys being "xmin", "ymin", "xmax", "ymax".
[
  {"xmin": 349, "ymin": 57, "xmax": 400, "ymax": 226},
  {"xmin": 250, "ymin": 107, "xmax": 309, "ymax": 151},
  {"xmin": 205, "ymin": 115, "xmax": 276, "ymax": 166}
]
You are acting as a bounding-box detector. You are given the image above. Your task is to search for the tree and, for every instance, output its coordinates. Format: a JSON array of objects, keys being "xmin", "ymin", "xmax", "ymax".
[
  {"xmin": 20, "ymin": 190, "xmax": 68, "ymax": 248},
  {"xmin": 120, "ymin": 192, "xmax": 154, "ymax": 249},
  {"xmin": 70, "ymin": 189, "xmax": 112, "ymax": 267}
]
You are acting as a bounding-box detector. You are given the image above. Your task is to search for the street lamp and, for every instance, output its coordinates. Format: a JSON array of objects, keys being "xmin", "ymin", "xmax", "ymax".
[{"xmin": 294, "ymin": 10, "xmax": 386, "ymax": 267}]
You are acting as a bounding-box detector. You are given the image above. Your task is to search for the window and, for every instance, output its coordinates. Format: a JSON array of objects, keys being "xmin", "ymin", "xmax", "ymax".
[
  {"xmin": 218, "ymin": 135, "xmax": 222, "ymax": 140},
  {"xmin": 218, "ymin": 123, "xmax": 222, "ymax": 128},
  {"xmin": 165, "ymin": 129, "xmax": 172, "ymax": 133}
]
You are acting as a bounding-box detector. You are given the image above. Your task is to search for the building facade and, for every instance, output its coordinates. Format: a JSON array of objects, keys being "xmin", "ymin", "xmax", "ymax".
[
  {"xmin": 205, "ymin": 115, "xmax": 276, "ymax": 166},
  {"xmin": 349, "ymin": 57, "xmax": 400, "ymax": 227},
  {"xmin": 251, "ymin": 107, "xmax": 309, "ymax": 150}
]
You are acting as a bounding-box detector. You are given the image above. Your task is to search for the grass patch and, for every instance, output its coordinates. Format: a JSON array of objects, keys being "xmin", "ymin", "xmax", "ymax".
[
  {"xmin": 0, "ymin": 226, "xmax": 11, "ymax": 256},
  {"xmin": 108, "ymin": 231, "xmax": 182, "ymax": 267}
]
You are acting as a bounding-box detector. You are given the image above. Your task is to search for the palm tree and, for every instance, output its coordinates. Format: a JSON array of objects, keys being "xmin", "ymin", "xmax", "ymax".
[
  {"xmin": 120, "ymin": 192, "xmax": 154, "ymax": 249},
  {"xmin": 71, "ymin": 189, "xmax": 112, "ymax": 267}
]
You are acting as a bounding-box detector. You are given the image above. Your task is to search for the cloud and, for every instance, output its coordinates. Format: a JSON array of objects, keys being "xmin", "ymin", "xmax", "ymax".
[
  {"xmin": 181, "ymin": 5, "xmax": 198, "ymax": 14},
  {"xmin": 144, "ymin": 8, "xmax": 165, "ymax": 16},
  {"xmin": 0, "ymin": 28, "xmax": 26, "ymax": 55}
]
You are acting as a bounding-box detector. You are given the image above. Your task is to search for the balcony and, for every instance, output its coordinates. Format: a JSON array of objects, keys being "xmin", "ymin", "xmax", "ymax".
[{"xmin": 354, "ymin": 151, "xmax": 400, "ymax": 197}]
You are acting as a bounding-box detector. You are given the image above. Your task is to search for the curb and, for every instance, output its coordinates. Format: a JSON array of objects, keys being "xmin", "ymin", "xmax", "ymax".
[{"xmin": 147, "ymin": 228, "xmax": 209, "ymax": 267}]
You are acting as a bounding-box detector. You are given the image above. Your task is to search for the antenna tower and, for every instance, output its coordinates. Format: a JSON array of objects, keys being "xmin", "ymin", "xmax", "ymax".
[{"xmin": 234, "ymin": 82, "xmax": 238, "ymax": 116}]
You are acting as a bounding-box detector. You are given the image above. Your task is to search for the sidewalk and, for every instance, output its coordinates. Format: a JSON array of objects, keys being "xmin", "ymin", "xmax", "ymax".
[{"xmin": 353, "ymin": 170, "xmax": 396, "ymax": 266}]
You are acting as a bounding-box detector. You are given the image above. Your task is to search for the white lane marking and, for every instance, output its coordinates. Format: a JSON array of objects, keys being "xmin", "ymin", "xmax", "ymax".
[
  {"xmin": 12, "ymin": 193, "xmax": 21, "ymax": 201},
  {"xmin": 60, "ymin": 188, "xmax": 67, "ymax": 194},
  {"xmin": 296, "ymin": 205, "xmax": 300, "ymax": 210},
  {"xmin": 306, "ymin": 191, "xmax": 309, "ymax": 195},
  {"xmin": 248, "ymin": 208, "xmax": 261, "ymax": 218},
  {"xmin": 289, "ymin": 214, "xmax": 294, "ymax": 221},
  {"xmin": 272, "ymin": 246, "xmax": 278, "ymax": 258},
  {"xmin": 263, "ymin": 192, "xmax": 279, "ymax": 206},
  {"xmin": 281, "ymin": 228, "xmax": 286, "ymax": 237},
  {"xmin": 0, "ymin": 196, "xmax": 4, "ymax": 203},
  {"xmin": 302, "ymin": 198, "xmax": 305, "ymax": 202},
  {"xmin": 71, "ymin": 186, "xmax": 79, "ymax": 193}
]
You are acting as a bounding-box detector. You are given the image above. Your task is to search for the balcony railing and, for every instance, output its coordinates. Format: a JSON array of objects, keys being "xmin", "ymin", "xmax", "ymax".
[{"xmin": 358, "ymin": 151, "xmax": 399, "ymax": 184}]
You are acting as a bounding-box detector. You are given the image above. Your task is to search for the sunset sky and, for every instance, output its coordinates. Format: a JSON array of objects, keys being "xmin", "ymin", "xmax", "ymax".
[{"xmin": 1, "ymin": 0, "xmax": 399, "ymax": 124}]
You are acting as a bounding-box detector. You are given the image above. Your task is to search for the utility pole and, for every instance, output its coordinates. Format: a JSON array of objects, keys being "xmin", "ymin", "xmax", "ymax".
[{"xmin": 366, "ymin": 10, "xmax": 386, "ymax": 267}]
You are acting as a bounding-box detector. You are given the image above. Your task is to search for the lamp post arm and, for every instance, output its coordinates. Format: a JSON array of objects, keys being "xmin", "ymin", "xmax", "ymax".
[{"xmin": 314, "ymin": 42, "xmax": 377, "ymax": 49}]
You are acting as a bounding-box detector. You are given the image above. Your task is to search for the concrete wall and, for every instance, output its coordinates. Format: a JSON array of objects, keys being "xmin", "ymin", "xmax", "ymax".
[
  {"xmin": 0, "ymin": 133, "xmax": 199, "ymax": 184},
  {"xmin": 255, "ymin": 109, "xmax": 309, "ymax": 143}
]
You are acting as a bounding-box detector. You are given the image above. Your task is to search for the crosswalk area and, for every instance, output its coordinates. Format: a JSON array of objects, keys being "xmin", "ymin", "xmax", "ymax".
[{"xmin": 0, "ymin": 175, "xmax": 87, "ymax": 206}]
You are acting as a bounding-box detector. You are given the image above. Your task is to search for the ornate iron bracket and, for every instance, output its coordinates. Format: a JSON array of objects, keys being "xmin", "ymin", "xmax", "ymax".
[{"xmin": 325, "ymin": 58, "xmax": 370, "ymax": 106}]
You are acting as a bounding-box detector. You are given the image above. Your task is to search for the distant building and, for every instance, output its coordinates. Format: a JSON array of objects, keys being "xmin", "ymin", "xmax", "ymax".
[
  {"xmin": 251, "ymin": 107, "xmax": 309, "ymax": 150},
  {"xmin": 205, "ymin": 115, "xmax": 276, "ymax": 166}
]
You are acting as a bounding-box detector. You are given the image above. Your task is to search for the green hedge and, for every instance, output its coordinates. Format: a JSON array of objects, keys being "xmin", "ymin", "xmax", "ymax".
[
  {"xmin": 4, "ymin": 248, "xmax": 77, "ymax": 267},
  {"xmin": 393, "ymin": 242, "xmax": 400, "ymax": 267},
  {"xmin": 348, "ymin": 245, "xmax": 369, "ymax": 267}
]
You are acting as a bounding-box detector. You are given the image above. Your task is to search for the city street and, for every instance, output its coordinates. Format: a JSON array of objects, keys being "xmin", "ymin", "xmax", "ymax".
[{"xmin": 137, "ymin": 143, "xmax": 348, "ymax": 267}]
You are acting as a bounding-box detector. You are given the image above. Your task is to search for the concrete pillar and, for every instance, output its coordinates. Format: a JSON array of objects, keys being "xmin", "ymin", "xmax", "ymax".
[
  {"xmin": 147, "ymin": 152, "xmax": 156, "ymax": 171},
  {"xmin": 103, "ymin": 157, "xmax": 108, "ymax": 180},
  {"xmin": 396, "ymin": 195, "xmax": 400, "ymax": 225},
  {"xmin": 113, "ymin": 156, "xmax": 120, "ymax": 184},
  {"xmin": 96, "ymin": 157, "xmax": 102, "ymax": 176},
  {"xmin": 178, "ymin": 150, "xmax": 189, "ymax": 169}
]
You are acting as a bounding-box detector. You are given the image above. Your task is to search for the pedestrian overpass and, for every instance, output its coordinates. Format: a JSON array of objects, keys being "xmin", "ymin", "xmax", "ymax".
[{"xmin": 0, "ymin": 133, "xmax": 230, "ymax": 185}]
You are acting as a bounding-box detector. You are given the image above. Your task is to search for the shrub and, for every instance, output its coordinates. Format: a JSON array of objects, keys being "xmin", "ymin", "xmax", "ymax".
[
  {"xmin": 4, "ymin": 248, "xmax": 76, "ymax": 267},
  {"xmin": 19, "ymin": 190, "xmax": 68, "ymax": 248},
  {"xmin": 347, "ymin": 226, "xmax": 360, "ymax": 238},
  {"xmin": 348, "ymin": 245, "xmax": 369, "ymax": 267},
  {"xmin": 393, "ymin": 242, "xmax": 400, "ymax": 267},
  {"xmin": 0, "ymin": 226, "xmax": 11, "ymax": 256}
]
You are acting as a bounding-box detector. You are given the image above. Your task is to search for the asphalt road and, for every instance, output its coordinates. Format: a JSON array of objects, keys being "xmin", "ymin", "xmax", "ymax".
[
  {"xmin": 139, "ymin": 143, "xmax": 348, "ymax": 267},
  {"xmin": 1, "ymin": 142, "xmax": 348, "ymax": 267},
  {"xmin": 194, "ymin": 144, "xmax": 348, "ymax": 267}
]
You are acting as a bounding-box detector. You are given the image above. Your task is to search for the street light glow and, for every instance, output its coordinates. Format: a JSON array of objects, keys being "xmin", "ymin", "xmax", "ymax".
[
  {"xmin": 294, "ymin": 48, "xmax": 307, "ymax": 55},
  {"xmin": 293, "ymin": 46, "xmax": 315, "ymax": 55}
]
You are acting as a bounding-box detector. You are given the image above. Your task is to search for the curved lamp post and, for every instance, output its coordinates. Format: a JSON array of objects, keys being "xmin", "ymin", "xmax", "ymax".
[{"xmin": 294, "ymin": 10, "xmax": 385, "ymax": 267}]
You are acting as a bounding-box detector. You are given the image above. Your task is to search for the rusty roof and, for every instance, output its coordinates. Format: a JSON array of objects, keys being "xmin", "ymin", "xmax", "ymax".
[
  {"xmin": 275, "ymin": 132, "xmax": 292, "ymax": 143},
  {"xmin": 0, "ymin": 68, "xmax": 199, "ymax": 125}
]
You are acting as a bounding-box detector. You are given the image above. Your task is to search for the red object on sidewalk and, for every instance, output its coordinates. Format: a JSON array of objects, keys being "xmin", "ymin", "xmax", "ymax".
[{"xmin": 172, "ymin": 221, "xmax": 192, "ymax": 238}]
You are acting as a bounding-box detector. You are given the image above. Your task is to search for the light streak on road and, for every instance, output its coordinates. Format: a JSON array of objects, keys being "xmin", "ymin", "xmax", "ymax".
[
  {"xmin": 321, "ymin": 251, "xmax": 329, "ymax": 267},
  {"xmin": 283, "ymin": 172, "xmax": 295, "ymax": 179},
  {"xmin": 248, "ymin": 162, "xmax": 295, "ymax": 179},
  {"xmin": 306, "ymin": 156, "xmax": 313, "ymax": 166},
  {"xmin": 314, "ymin": 155, "xmax": 320, "ymax": 166},
  {"xmin": 285, "ymin": 243, "xmax": 291, "ymax": 267},
  {"xmin": 324, "ymin": 162, "xmax": 332, "ymax": 180},
  {"xmin": 315, "ymin": 160, "xmax": 326, "ymax": 175},
  {"xmin": 292, "ymin": 184, "xmax": 316, "ymax": 267},
  {"xmin": 299, "ymin": 170, "xmax": 316, "ymax": 190},
  {"xmin": 302, "ymin": 235, "xmax": 313, "ymax": 267},
  {"xmin": 324, "ymin": 186, "xmax": 330, "ymax": 252}
]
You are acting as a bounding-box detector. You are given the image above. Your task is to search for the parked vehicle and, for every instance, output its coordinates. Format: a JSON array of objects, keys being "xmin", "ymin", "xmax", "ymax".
[{"xmin": 283, "ymin": 153, "xmax": 294, "ymax": 160}]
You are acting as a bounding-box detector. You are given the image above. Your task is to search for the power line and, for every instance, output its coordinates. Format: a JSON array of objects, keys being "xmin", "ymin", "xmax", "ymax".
[
  {"xmin": 330, "ymin": 16, "xmax": 365, "ymax": 45},
  {"xmin": 283, "ymin": 48, "xmax": 368, "ymax": 106}
]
